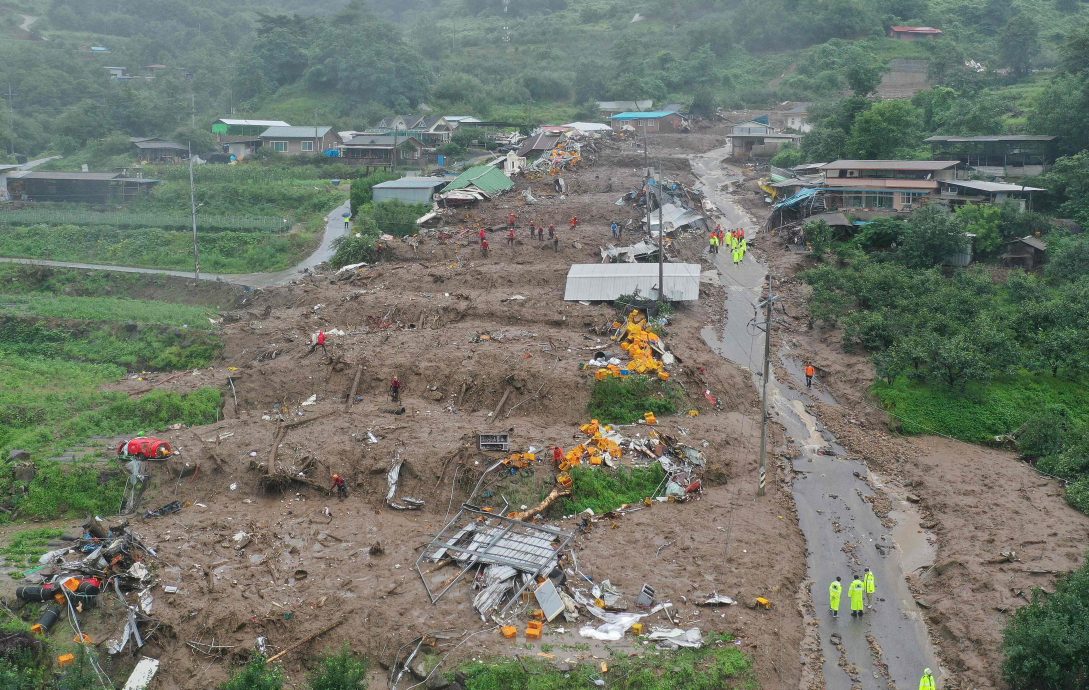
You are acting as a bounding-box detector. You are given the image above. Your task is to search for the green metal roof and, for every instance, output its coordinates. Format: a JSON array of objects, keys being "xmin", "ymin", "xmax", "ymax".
[{"xmin": 441, "ymin": 165, "xmax": 514, "ymax": 195}]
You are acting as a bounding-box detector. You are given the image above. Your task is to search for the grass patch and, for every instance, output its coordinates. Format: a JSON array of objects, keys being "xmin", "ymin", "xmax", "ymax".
[
  {"xmin": 587, "ymin": 376, "xmax": 680, "ymax": 425},
  {"xmin": 456, "ymin": 634, "xmax": 755, "ymax": 689},
  {"xmin": 0, "ymin": 224, "xmax": 322, "ymax": 273},
  {"xmin": 0, "ymin": 316, "xmax": 222, "ymax": 370},
  {"xmin": 873, "ymin": 374, "xmax": 1089, "ymax": 443},
  {"xmin": 0, "ymin": 293, "xmax": 217, "ymax": 328},
  {"xmin": 0, "ymin": 528, "xmax": 65, "ymax": 568},
  {"xmin": 557, "ymin": 464, "xmax": 665, "ymax": 515},
  {"xmin": 0, "ymin": 264, "xmax": 244, "ymax": 308}
]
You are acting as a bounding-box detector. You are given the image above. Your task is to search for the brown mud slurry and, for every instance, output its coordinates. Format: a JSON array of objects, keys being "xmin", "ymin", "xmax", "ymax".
[{"xmin": 115, "ymin": 130, "xmax": 806, "ymax": 689}]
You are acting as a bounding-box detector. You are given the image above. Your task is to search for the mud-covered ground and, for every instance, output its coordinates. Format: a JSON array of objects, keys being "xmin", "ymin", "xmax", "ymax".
[{"xmin": 97, "ymin": 133, "xmax": 808, "ymax": 689}]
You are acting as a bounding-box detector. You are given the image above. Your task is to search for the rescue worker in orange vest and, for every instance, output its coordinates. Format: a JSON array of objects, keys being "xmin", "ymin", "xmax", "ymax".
[
  {"xmin": 479, "ymin": 227, "xmax": 487, "ymax": 245},
  {"xmin": 805, "ymin": 362, "xmax": 816, "ymax": 389},
  {"xmin": 481, "ymin": 238, "xmax": 489, "ymax": 257},
  {"xmin": 508, "ymin": 211, "xmax": 517, "ymax": 228},
  {"xmin": 389, "ymin": 376, "xmax": 402, "ymax": 403},
  {"xmin": 507, "ymin": 226, "xmax": 516, "ymax": 247}
]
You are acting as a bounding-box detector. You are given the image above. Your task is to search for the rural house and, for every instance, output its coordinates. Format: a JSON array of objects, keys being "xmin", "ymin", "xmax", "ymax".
[
  {"xmin": 924, "ymin": 135, "xmax": 1057, "ymax": 178},
  {"xmin": 218, "ymin": 136, "xmax": 262, "ymax": 161},
  {"xmin": 341, "ymin": 135, "xmax": 426, "ymax": 170},
  {"xmin": 726, "ymin": 119, "xmax": 800, "ymax": 159},
  {"xmin": 609, "ymin": 111, "xmax": 687, "ymax": 133},
  {"xmin": 1002, "ymin": 236, "xmax": 1048, "ymax": 270},
  {"xmin": 888, "ymin": 25, "xmax": 943, "ymax": 40},
  {"xmin": 818, "ymin": 160, "xmax": 959, "ymax": 211},
  {"xmin": 259, "ymin": 126, "xmax": 337, "ymax": 155},
  {"xmin": 4, "ymin": 171, "xmax": 158, "ymax": 203},
  {"xmin": 131, "ymin": 137, "xmax": 188, "ymax": 163},
  {"xmin": 778, "ymin": 103, "xmax": 813, "ymax": 133},
  {"xmin": 936, "ymin": 180, "xmax": 1045, "ymax": 211}
]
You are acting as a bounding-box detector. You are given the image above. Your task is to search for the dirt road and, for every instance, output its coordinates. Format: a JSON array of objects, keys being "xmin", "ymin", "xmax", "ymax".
[
  {"xmin": 692, "ymin": 147, "xmax": 939, "ymax": 688},
  {"xmin": 0, "ymin": 200, "xmax": 351, "ymax": 287}
]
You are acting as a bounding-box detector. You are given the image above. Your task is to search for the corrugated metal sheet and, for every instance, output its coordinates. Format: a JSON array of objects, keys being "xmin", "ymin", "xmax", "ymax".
[
  {"xmin": 441, "ymin": 165, "xmax": 514, "ymax": 195},
  {"xmin": 564, "ymin": 263, "xmax": 701, "ymax": 302},
  {"xmin": 648, "ymin": 203, "xmax": 706, "ymax": 233}
]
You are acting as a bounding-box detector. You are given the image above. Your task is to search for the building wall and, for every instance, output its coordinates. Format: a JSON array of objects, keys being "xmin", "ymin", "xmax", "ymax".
[{"xmin": 263, "ymin": 133, "xmax": 337, "ymax": 155}]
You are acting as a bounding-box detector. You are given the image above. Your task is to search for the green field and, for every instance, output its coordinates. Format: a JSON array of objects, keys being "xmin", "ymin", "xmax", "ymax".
[
  {"xmin": 0, "ymin": 164, "xmax": 348, "ymax": 273},
  {"xmin": 0, "ymin": 269, "xmax": 227, "ymax": 519},
  {"xmin": 0, "ymin": 223, "xmax": 323, "ymax": 273}
]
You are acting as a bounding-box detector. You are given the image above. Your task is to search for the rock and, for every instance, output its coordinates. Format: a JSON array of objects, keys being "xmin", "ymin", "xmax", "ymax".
[
  {"xmin": 369, "ymin": 542, "xmax": 384, "ymax": 556},
  {"xmin": 830, "ymin": 633, "xmax": 842, "ymax": 646},
  {"xmin": 427, "ymin": 675, "xmax": 451, "ymax": 690},
  {"xmin": 8, "ymin": 450, "xmax": 30, "ymax": 462},
  {"xmin": 12, "ymin": 463, "xmax": 36, "ymax": 483},
  {"xmin": 905, "ymin": 494, "xmax": 921, "ymax": 503}
]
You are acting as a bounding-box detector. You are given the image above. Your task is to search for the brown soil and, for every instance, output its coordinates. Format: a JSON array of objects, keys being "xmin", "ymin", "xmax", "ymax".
[
  {"xmin": 85, "ymin": 137, "xmax": 808, "ymax": 689},
  {"xmin": 759, "ymin": 197, "xmax": 1089, "ymax": 689}
]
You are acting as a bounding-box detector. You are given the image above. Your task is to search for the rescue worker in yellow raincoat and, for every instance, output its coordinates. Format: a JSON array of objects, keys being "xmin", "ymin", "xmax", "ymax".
[
  {"xmin": 919, "ymin": 668, "xmax": 937, "ymax": 690},
  {"xmin": 828, "ymin": 577, "xmax": 842, "ymax": 618},
  {"xmin": 848, "ymin": 575, "xmax": 865, "ymax": 618},
  {"xmin": 864, "ymin": 568, "xmax": 876, "ymax": 609}
]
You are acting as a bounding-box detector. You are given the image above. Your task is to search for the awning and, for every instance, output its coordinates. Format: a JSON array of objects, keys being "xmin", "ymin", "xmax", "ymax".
[{"xmin": 772, "ymin": 187, "xmax": 820, "ymax": 210}]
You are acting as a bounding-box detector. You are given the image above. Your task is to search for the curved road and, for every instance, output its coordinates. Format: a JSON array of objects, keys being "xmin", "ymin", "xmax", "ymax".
[
  {"xmin": 0, "ymin": 200, "xmax": 351, "ymax": 288},
  {"xmin": 691, "ymin": 147, "xmax": 939, "ymax": 689}
]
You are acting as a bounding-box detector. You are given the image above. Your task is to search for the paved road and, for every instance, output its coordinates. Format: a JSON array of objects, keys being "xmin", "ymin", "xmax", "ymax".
[
  {"xmin": 0, "ymin": 200, "xmax": 352, "ymax": 288},
  {"xmin": 692, "ymin": 147, "xmax": 939, "ymax": 689}
]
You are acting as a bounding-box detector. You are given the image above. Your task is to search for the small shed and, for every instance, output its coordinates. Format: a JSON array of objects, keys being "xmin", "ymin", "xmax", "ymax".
[
  {"xmin": 563, "ymin": 263, "xmax": 701, "ymax": 302},
  {"xmin": 372, "ymin": 177, "xmax": 448, "ymax": 205},
  {"xmin": 1002, "ymin": 236, "xmax": 1048, "ymax": 270}
]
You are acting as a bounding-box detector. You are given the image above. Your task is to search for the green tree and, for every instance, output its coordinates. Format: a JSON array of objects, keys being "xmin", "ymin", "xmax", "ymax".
[
  {"xmin": 1045, "ymin": 234, "xmax": 1089, "ymax": 283},
  {"xmin": 847, "ymin": 100, "xmax": 923, "ymax": 159},
  {"xmin": 999, "ymin": 13, "xmax": 1041, "ymax": 78},
  {"xmin": 1035, "ymin": 152, "xmax": 1089, "ymax": 225},
  {"xmin": 931, "ymin": 331, "xmax": 989, "ymax": 387},
  {"xmin": 955, "ymin": 204, "xmax": 1003, "ymax": 256},
  {"xmin": 1002, "ymin": 560, "xmax": 1089, "ymax": 689},
  {"xmin": 309, "ymin": 646, "xmax": 369, "ymax": 690},
  {"xmin": 805, "ymin": 219, "xmax": 834, "ymax": 258},
  {"xmin": 770, "ymin": 143, "xmax": 805, "ymax": 167},
  {"xmin": 221, "ymin": 656, "xmax": 284, "ymax": 690},
  {"xmin": 844, "ymin": 50, "xmax": 882, "ymax": 96},
  {"xmin": 896, "ymin": 206, "xmax": 968, "ymax": 268},
  {"xmin": 689, "ymin": 87, "xmax": 718, "ymax": 118}
]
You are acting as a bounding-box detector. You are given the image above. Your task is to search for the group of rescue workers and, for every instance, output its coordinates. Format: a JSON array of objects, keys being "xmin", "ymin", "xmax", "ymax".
[
  {"xmin": 708, "ymin": 225, "xmax": 747, "ymax": 265},
  {"xmin": 828, "ymin": 570, "xmax": 937, "ymax": 688}
]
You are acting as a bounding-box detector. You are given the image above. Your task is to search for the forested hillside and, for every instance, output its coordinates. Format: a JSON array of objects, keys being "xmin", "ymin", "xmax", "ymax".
[{"xmin": 1, "ymin": 0, "xmax": 1088, "ymax": 158}]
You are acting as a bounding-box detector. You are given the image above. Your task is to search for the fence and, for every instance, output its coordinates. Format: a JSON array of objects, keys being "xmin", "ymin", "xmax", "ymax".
[{"xmin": 0, "ymin": 208, "xmax": 288, "ymax": 233}]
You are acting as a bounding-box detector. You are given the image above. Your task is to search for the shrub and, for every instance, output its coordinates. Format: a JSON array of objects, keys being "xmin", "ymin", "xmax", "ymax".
[
  {"xmin": 558, "ymin": 464, "xmax": 666, "ymax": 515},
  {"xmin": 221, "ymin": 655, "xmax": 284, "ymax": 690},
  {"xmin": 587, "ymin": 376, "xmax": 679, "ymax": 425},
  {"xmin": 309, "ymin": 646, "xmax": 369, "ymax": 690},
  {"xmin": 1002, "ymin": 560, "xmax": 1089, "ymax": 689}
]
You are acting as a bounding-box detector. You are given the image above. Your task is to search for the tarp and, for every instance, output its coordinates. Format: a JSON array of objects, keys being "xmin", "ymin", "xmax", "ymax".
[
  {"xmin": 772, "ymin": 187, "xmax": 819, "ymax": 210},
  {"xmin": 564, "ymin": 122, "xmax": 612, "ymax": 133},
  {"xmin": 441, "ymin": 165, "xmax": 514, "ymax": 195},
  {"xmin": 648, "ymin": 203, "xmax": 706, "ymax": 233}
]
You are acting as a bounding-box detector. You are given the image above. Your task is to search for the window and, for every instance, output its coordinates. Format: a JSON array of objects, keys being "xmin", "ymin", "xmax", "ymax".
[
  {"xmin": 301, "ymin": 141, "xmax": 314, "ymax": 152},
  {"xmin": 271, "ymin": 141, "xmax": 287, "ymax": 153}
]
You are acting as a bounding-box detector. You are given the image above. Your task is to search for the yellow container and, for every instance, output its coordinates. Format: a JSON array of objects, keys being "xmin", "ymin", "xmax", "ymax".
[
  {"xmin": 630, "ymin": 623, "xmax": 644, "ymax": 635},
  {"xmin": 57, "ymin": 654, "xmax": 75, "ymax": 667},
  {"xmin": 657, "ymin": 371, "xmax": 670, "ymax": 381},
  {"xmin": 501, "ymin": 626, "xmax": 517, "ymax": 639},
  {"xmin": 589, "ymin": 456, "xmax": 603, "ymax": 466},
  {"xmin": 557, "ymin": 473, "xmax": 573, "ymax": 489}
]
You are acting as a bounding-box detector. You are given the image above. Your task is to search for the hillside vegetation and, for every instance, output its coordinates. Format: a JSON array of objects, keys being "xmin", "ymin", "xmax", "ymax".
[{"xmin": 3, "ymin": 0, "xmax": 1089, "ymax": 159}]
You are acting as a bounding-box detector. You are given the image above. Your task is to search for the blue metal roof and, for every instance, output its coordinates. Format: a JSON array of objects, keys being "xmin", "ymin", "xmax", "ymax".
[
  {"xmin": 772, "ymin": 187, "xmax": 819, "ymax": 210},
  {"xmin": 610, "ymin": 111, "xmax": 678, "ymax": 120}
]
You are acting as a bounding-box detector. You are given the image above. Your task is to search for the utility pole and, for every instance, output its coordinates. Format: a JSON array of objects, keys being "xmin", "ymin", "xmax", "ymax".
[
  {"xmin": 5, "ymin": 83, "xmax": 16, "ymax": 157},
  {"xmin": 188, "ymin": 142, "xmax": 200, "ymax": 279},
  {"xmin": 756, "ymin": 277, "xmax": 779, "ymax": 497},
  {"xmin": 657, "ymin": 158, "xmax": 664, "ymax": 304}
]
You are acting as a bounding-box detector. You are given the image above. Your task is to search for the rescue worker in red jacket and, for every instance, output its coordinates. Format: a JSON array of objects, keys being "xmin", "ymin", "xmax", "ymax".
[{"xmin": 331, "ymin": 473, "xmax": 348, "ymax": 500}]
